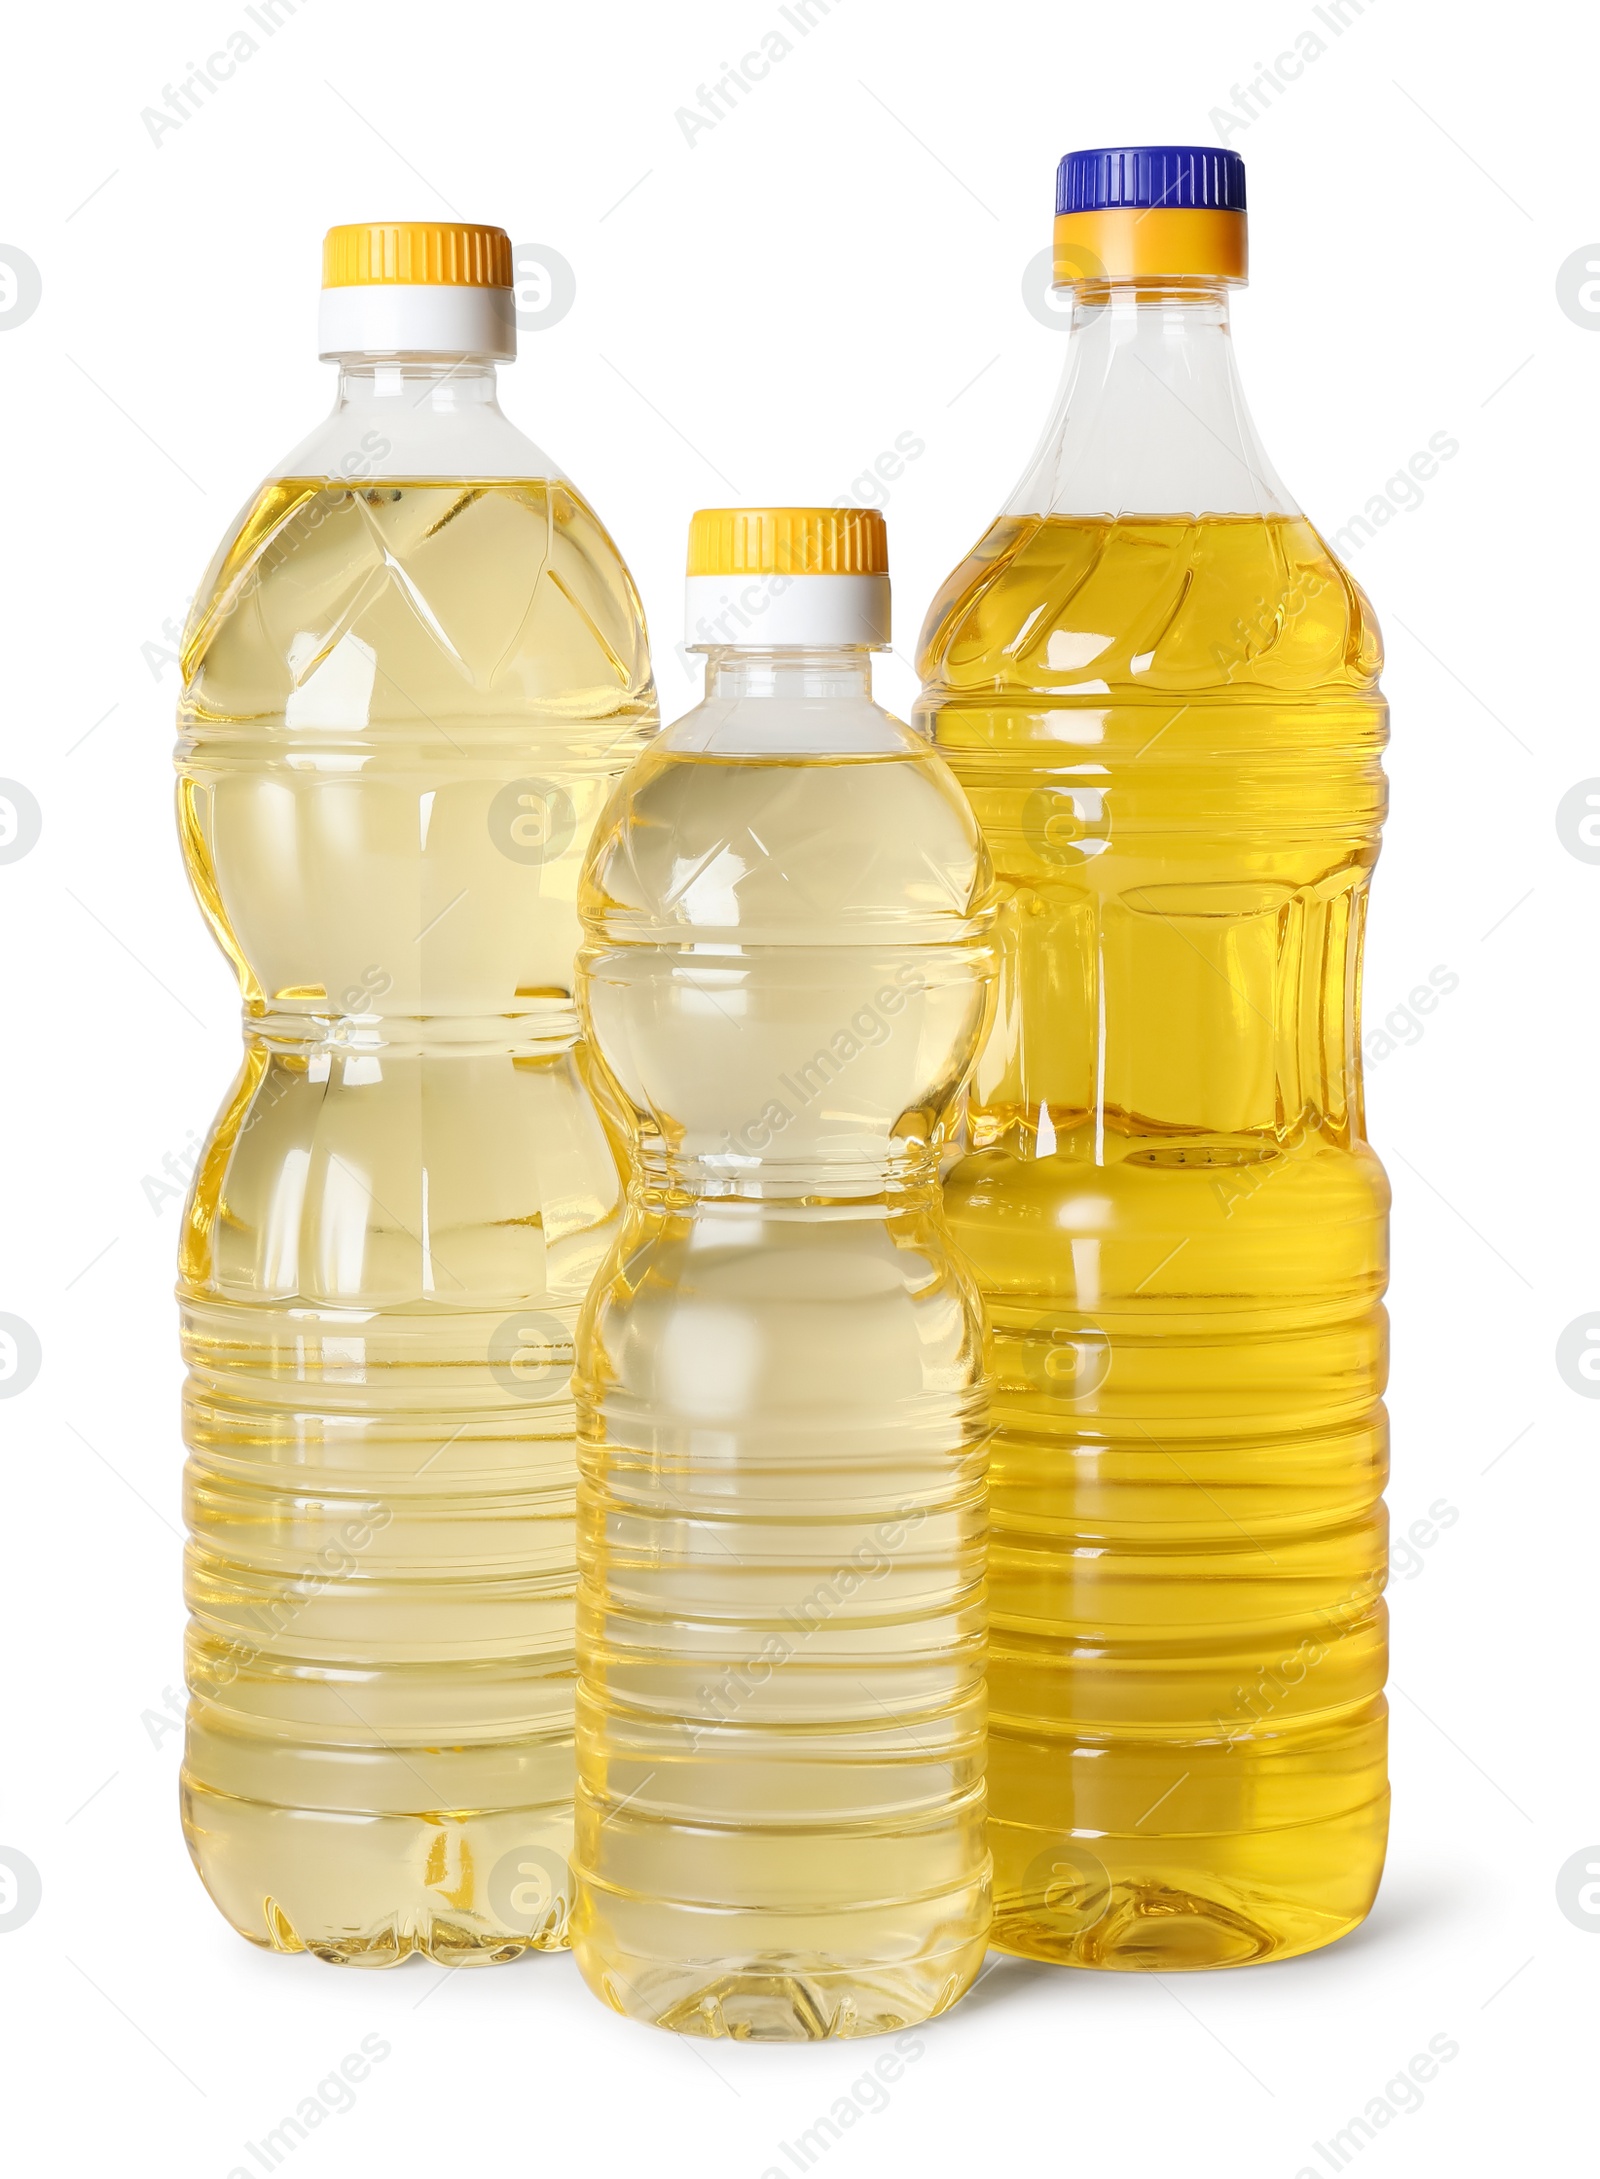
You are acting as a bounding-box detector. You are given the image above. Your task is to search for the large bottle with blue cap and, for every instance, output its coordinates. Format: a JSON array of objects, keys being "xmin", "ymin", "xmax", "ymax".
[{"xmin": 917, "ymin": 148, "xmax": 1390, "ymax": 1968}]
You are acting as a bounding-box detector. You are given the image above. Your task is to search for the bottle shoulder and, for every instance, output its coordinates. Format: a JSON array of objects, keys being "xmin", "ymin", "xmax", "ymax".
[
  {"xmin": 272, "ymin": 401, "xmax": 563, "ymax": 488},
  {"xmin": 178, "ymin": 474, "xmax": 657, "ymax": 752},
  {"xmin": 580, "ymin": 712, "xmax": 995, "ymax": 944},
  {"xmin": 917, "ymin": 513, "xmax": 1383, "ymax": 707}
]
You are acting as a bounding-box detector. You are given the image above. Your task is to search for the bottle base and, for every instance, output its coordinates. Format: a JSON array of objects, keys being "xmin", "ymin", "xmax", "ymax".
[
  {"xmin": 573, "ymin": 1934, "xmax": 989, "ymax": 2039},
  {"xmin": 989, "ymin": 1794, "xmax": 1389, "ymax": 1970},
  {"xmin": 182, "ymin": 1778, "xmax": 573, "ymax": 1965}
]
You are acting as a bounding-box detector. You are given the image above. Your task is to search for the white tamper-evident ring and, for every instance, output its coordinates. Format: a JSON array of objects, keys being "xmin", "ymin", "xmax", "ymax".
[
  {"xmin": 318, "ymin": 283, "xmax": 517, "ymax": 360},
  {"xmin": 685, "ymin": 572, "xmax": 891, "ymax": 650}
]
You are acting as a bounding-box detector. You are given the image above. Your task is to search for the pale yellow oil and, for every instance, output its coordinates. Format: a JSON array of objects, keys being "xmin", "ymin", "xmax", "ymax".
[
  {"xmin": 571, "ymin": 727, "xmax": 995, "ymax": 2035},
  {"xmin": 918, "ymin": 514, "xmax": 1389, "ymax": 1968},
  {"xmin": 176, "ymin": 478, "xmax": 654, "ymax": 1963}
]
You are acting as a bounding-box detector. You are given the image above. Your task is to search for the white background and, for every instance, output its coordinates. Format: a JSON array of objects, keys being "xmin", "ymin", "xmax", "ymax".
[{"xmin": 0, "ymin": 1, "xmax": 1592, "ymax": 2173}]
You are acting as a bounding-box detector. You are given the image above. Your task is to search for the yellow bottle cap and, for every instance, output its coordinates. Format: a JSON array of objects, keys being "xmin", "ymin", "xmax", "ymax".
[
  {"xmin": 686, "ymin": 506, "xmax": 889, "ymax": 579},
  {"xmin": 685, "ymin": 508, "xmax": 891, "ymax": 648},
  {"xmin": 321, "ymin": 223, "xmax": 513, "ymax": 290}
]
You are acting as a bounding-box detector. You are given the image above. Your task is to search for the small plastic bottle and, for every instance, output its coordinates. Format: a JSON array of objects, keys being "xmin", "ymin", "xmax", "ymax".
[{"xmin": 572, "ymin": 508, "xmax": 995, "ymax": 2036}]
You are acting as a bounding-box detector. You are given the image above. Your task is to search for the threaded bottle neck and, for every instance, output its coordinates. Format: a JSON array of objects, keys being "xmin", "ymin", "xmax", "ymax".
[{"xmin": 702, "ymin": 648, "xmax": 874, "ymax": 700}]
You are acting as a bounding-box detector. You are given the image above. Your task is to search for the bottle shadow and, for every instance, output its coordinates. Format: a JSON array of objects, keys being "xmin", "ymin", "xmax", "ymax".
[
  {"xmin": 1273, "ymin": 1875, "xmax": 1459, "ymax": 1969},
  {"xmin": 948, "ymin": 1952, "xmax": 1062, "ymax": 2019}
]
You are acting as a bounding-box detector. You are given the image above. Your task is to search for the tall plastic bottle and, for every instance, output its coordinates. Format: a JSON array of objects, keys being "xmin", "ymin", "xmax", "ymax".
[
  {"xmin": 571, "ymin": 508, "xmax": 995, "ymax": 2036},
  {"xmin": 917, "ymin": 149, "xmax": 1389, "ymax": 1968},
  {"xmin": 175, "ymin": 224, "xmax": 655, "ymax": 1963}
]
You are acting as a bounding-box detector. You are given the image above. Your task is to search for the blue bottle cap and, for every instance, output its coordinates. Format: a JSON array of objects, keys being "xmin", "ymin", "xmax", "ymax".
[{"xmin": 1056, "ymin": 146, "xmax": 1246, "ymax": 216}]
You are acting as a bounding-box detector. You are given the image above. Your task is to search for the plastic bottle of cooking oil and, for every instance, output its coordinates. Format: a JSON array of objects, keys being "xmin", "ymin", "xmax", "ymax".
[
  {"xmin": 917, "ymin": 147, "xmax": 1389, "ymax": 1969},
  {"xmin": 571, "ymin": 508, "xmax": 995, "ymax": 2037},
  {"xmin": 176, "ymin": 223, "xmax": 655, "ymax": 1964}
]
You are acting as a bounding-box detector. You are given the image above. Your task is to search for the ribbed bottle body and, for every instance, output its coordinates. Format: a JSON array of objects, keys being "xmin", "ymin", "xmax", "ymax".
[
  {"xmin": 571, "ymin": 689, "xmax": 998, "ymax": 2035},
  {"xmin": 919, "ymin": 512, "xmax": 1390, "ymax": 1967}
]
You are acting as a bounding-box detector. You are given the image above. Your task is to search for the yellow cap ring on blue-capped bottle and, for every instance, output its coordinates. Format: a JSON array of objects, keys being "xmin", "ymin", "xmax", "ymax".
[{"xmin": 1053, "ymin": 207, "xmax": 1247, "ymax": 287}]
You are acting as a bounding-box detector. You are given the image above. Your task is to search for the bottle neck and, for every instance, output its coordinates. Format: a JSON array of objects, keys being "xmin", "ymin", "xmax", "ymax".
[
  {"xmin": 702, "ymin": 647, "xmax": 875, "ymax": 700},
  {"xmin": 1008, "ymin": 283, "xmax": 1294, "ymax": 519},
  {"xmin": 332, "ymin": 354, "xmax": 504, "ymax": 413}
]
